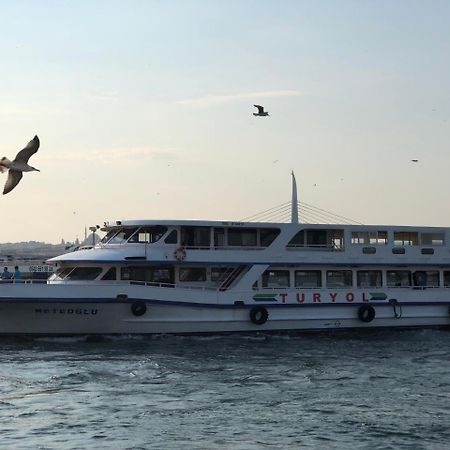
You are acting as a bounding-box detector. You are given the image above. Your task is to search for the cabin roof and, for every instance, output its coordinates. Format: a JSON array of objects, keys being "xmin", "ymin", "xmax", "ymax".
[{"xmin": 103, "ymin": 219, "xmax": 448, "ymax": 232}]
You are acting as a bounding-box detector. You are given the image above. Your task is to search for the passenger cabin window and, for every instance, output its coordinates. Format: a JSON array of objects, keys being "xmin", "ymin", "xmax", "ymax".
[
  {"xmin": 211, "ymin": 266, "xmax": 235, "ymax": 282},
  {"xmin": 357, "ymin": 270, "xmax": 382, "ymax": 288},
  {"xmin": 128, "ymin": 226, "xmax": 167, "ymax": 243},
  {"xmin": 64, "ymin": 267, "xmax": 103, "ymax": 280},
  {"xmin": 387, "ymin": 271, "xmax": 411, "ymax": 287},
  {"xmin": 262, "ymin": 270, "xmax": 290, "ymax": 288},
  {"xmin": 181, "ymin": 227, "xmax": 210, "ymax": 248},
  {"xmin": 54, "ymin": 267, "xmax": 75, "ymax": 279},
  {"xmin": 421, "ymin": 232, "xmax": 444, "ymax": 246},
  {"xmin": 326, "ymin": 270, "xmax": 352, "ymax": 288},
  {"xmin": 394, "ymin": 232, "xmax": 418, "ymax": 246},
  {"xmin": 164, "ymin": 229, "xmax": 178, "ymax": 244},
  {"xmin": 101, "ymin": 267, "xmax": 117, "ymax": 280},
  {"xmin": 214, "ymin": 228, "xmax": 225, "ymax": 247},
  {"xmin": 179, "ymin": 267, "xmax": 207, "ymax": 282},
  {"xmin": 260, "ymin": 229, "xmax": 280, "ymax": 247},
  {"xmin": 295, "ymin": 270, "xmax": 321, "ymax": 288},
  {"xmin": 288, "ymin": 229, "xmax": 344, "ymax": 250},
  {"xmin": 351, "ymin": 231, "xmax": 387, "ymax": 245},
  {"xmin": 444, "ymin": 271, "xmax": 450, "ymax": 287},
  {"xmin": 213, "ymin": 228, "xmax": 279, "ymax": 247},
  {"xmin": 413, "ymin": 271, "xmax": 439, "ymax": 287},
  {"xmin": 121, "ymin": 266, "xmax": 174, "ymax": 284},
  {"xmin": 228, "ymin": 228, "xmax": 257, "ymax": 247}
]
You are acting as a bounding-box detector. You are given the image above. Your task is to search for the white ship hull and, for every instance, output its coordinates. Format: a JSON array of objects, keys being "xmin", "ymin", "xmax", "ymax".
[{"xmin": 0, "ymin": 283, "xmax": 449, "ymax": 335}]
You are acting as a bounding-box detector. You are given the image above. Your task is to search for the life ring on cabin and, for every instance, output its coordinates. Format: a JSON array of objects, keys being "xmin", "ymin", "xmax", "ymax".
[
  {"xmin": 173, "ymin": 246, "xmax": 187, "ymax": 261},
  {"xmin": 358, "ymin": 304, "xmax": 376, "ymax": 323},
  {"xmin": 250, "ymin": 306, "xmax": 269, "ymax": 325},
  {"xmin": 131, "ymin": 301, "xmax": 147, "ymax": 317}
]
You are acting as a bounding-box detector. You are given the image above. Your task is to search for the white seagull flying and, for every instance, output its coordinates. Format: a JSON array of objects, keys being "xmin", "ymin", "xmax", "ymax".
[
  {"xmin": 0, "ymin": 135, "xmax": 40, "ymax": 195},
  {"xmin": 253, "ymin": 105, "xmax": 269, "ymax": 117}
]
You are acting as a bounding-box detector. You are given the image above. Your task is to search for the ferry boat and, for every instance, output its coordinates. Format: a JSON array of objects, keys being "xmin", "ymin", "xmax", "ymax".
[{"xmin": 0, "ymin": 175, "xmax": 449, "ymax": 335}]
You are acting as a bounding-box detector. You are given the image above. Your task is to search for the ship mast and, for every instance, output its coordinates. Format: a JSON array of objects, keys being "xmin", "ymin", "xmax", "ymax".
[{"xmin": 291, "ymin": 171, "xmax": 299, "ymax": 224}]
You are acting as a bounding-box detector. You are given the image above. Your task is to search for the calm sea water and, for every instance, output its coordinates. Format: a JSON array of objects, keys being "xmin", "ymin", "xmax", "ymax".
[{"xmin": 0, "ymin": 330, "xmax": 449, "ymax": 449}]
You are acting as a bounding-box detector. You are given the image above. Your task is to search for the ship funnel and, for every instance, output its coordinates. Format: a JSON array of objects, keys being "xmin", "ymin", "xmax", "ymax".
[{"xmin": 291, "ymin": 171, "xmax": 298, "ymax": 224}]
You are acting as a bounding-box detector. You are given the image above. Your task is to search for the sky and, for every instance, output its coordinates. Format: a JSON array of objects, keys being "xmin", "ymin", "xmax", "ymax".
[{"xmin": 1, "ymin": 0, "xmax": 450, "ymax": 243}]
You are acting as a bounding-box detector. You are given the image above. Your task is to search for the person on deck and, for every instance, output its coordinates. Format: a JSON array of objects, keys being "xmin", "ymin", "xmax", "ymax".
[
  {"xmin": 1, "ymin": 267, "xmax": 11, "ymax": 283},
  {"xmin": 13, "ymin": 266, "xmax": 22, "ymax": 283}
]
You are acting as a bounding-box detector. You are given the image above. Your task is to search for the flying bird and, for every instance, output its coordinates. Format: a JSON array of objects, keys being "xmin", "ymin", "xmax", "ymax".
[
  {"xmin": 0, "ymin": 135, "xmax": 40, "ymax": 195},
  {"xmin": 411, "ymin": 159, "xmax": 419, "ymax": 163},
  {"xmin": 253, "ymin": 105, "xmax": 269, "ymax": 117}
]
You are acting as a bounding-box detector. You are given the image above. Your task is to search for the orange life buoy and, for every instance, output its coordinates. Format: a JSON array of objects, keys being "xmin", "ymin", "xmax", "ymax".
[{"xmin": 173, "ymin": 246, "xmax": 186, "ymax": 261}]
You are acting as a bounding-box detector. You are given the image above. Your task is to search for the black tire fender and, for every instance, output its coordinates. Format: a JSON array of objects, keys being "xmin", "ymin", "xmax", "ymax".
[
  {"xmin": 131, "ymin": 301, "xmax": 147, "ymax": 317},
  {"xmin": 250, "ymin": 306, "xmax": 269, "ymax": 325},
  {"xmin": 358, "ymin": 304, "xmax": 376, "ymax": 323}
]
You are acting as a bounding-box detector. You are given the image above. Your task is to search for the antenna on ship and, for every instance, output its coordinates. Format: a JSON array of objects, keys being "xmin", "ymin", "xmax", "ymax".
[{"xmin": 291, "ymin": 171, "xmax": 299, "ymax": 224}]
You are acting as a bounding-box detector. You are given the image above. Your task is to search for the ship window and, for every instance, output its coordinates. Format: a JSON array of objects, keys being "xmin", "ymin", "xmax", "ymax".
[
  {"xmin": 326, "ymin": 270, "xmax": 352, "ymax": 288},
  {"xmin": 306, "ymin": 230, "xmax": 327, "ymax": 247},
  {"xmin": 262, "ymin": 270, "xmax": 290, "ymax": 288},
  {"xmin": 392, "ymin": 247, "xmax": 406, "ymax": 254},
  {"xmin": 394, "ymin": 231, "xmax": 418, "ymax": 246},
  {"xmin": 108, "ymin": 227, "xmax": 139, "ymax": 244},
  {"xmin": 295, "ymin": 270, "xmax": 321, "ymax": 288},
  {"xmin": 121, "ymin": 266, "xmax": 174, "ymax": 284},
  {"xmin": 413, "ymin": 271, "xmax": 439, "ymax": 287},
  {"xmin": 357, "ymin": 270, "xmax": 382, "ymax": 288},
  {"xmin": 211, "ymin": 266, "xmax": 235, "ymax": 282},
  {"xmin": 288, "ymin": 229, "xmax": 343, "ymax": 249},
  {"xmin": 289, "ymin": 230, "xmax": 305, "ymax": 246},
  {"xmin": 387, "ymin": 271, "xmax": 411, "ymax": 287},
  {"xmin": 179, "ymin": 267, "xmax": 207, "ymax": 282},
  {"xmin": 181, "ymin": 227, "xmax": 210, "ymax": 248},
  {"xmin": 362, "ymin": 247, "xmax": 376, "ymax": 254},
  {"xmin": 370, "ymin": 231, "xmax": 387, "ymax": 245},
  {"xmin": 64, "ymin": 267, "xmax": 103, "ymax": 280},
  {"xmin": 101, "ymin": 230, "xmax": 119, "ymax": 243},
  {"xmin": 351, "ymin": 231, "xmax": 388, "ymax": 245},
  {"xmin": 152, "ymin": 268, "xmax": 173, "ymax": 284},
  {"xmin": 351, "ymin": 232, "xmax": 370, "ymax": 244},
  {"xmin": 102, "ymin": 267, "xmax": 117, "ymax": 280},
  {"xmin": 54, "ymin": 267, "xmax": 74, "ymax": 279},
  {"xmin": 164, "ymin": 230, "xmax": 178, "ymax": 244},
  {"xmin": 121, "ymin": 266, "xmax": 149, "ymax": 282},
  {"xmin": 128, "ymin": 226, "xmax": 167, "ymax": 243},
  {"xmin": 214, "ymin": 228, "xmax": 225, "ymax": 247},
  {"xmin": 260, "ymin": 229, "xmax": 280, "ymax": 247},
  {"xmin": 444, "ymin": 271, "xmax": 450, "ymax": 287},
  {"xmin": 228, "ymin": 228, "xmax": 257, "ymax": 246},
  {"xmin": 421, "ymin": 233, "xmax": 444, "ymax": 246}
]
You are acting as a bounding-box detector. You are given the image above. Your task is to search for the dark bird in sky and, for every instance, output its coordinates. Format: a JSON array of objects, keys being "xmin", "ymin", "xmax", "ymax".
[
  {"xmin": 253, "ymin": 105, "xmax": 269, "ymax": 116},
  {"xmin": 411, "ymin": 159, "xmax": 419, "ymax": 163},
  {"xmin": 0, "ymin": 135, "xmax": 40, "ymax": 195}
]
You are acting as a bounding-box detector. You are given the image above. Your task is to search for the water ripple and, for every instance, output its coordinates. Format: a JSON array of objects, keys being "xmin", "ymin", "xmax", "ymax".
[{"xmin": 0, "ymin": 330, "xmax": 449, "ymax": 448}]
